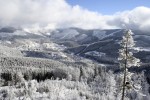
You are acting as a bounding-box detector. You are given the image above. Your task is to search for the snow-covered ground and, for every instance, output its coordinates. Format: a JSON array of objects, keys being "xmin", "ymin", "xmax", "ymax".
[
  {"xmin": 93, "ymin": 30, "xmax": 107, "ymax": 40},
  {"xmin": 51, "ymin": 29, "xmax": 79, "ymax": 39},
  {"xmin": 133, "ymin": 47, "xmax": 150, "ymax": 52},
  {"xmin": 85, "ymin": 51, "xmax": 106, "ymax": 57}
]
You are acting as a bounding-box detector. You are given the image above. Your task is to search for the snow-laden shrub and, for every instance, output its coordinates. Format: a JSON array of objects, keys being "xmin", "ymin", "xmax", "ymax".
[
  {"xmin": 0, "ymin": 70, "xmax": 150, "ymax": 100},
  {"xmin": 14, "ymin": 80, "xmax": 38, "ymax": 99},
  {"xmin": 12, "ymin": 72, "xmax": 24, "ymax": 85},
  {"xmin": 89, "ymin": 71, "xmax": 117, "ymax": 100},
  {"xmin": 45, "ymin": 81, "xmax": 80, "ymax": 100},
  {"xmin": 0, "ymin": 87, "xmax": 16, "ymax": 100},
  {"xmin": 125, "ymin": 72, "xmax": 150, "ymax": 100}
]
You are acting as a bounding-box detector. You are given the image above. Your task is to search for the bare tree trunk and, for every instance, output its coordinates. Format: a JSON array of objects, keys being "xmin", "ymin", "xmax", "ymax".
[
  {"xmin": 121, "ymin": 62, "xmax": 127, "ymax": 100},
  {"xmin": 79, "ymin": 66, "xmax": 83, "ymax": 81},
  {"xmin": 121, "ymin": 37, "xmax": 128, "ymax": 100}
]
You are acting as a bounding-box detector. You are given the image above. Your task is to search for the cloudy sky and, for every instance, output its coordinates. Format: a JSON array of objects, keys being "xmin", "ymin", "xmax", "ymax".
[{"xmin": 0, "ymin": 0, "xmax": 150, "ymax": 32}]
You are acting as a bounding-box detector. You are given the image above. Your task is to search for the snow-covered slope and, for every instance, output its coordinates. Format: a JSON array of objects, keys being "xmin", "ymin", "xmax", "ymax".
[
  {"xmin": 0, "ymin": 45, "xmax": 23, "ymax": 57},
  {"xmin": 51, "ymin": 28, "xmax": 79, "ymax": 39},
  {"xmin": 0, "ymin": 27, "xmax": 150, "ymax": 100}
]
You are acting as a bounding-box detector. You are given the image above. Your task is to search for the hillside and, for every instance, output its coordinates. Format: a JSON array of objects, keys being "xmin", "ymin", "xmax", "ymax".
[{"xmin": 0, "ymin": 27, "xmax": 149, "ymax": 100}]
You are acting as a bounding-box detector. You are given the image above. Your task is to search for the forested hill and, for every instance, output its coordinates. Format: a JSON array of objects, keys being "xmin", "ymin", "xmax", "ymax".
[{"xmin": 0, "ymin": 27, "xmax": 150, "ymax": 99}]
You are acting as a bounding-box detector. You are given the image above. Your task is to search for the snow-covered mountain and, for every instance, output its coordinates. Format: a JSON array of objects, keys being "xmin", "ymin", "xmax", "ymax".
[
  {"xmin": 0, "ymin": 27, "xmax": 150, "ymax": 100},
  {"xmin": 0, "ymin": 27, "xmax": 150, "ymax": 72},
  {"xmin": 0, "ymin": 26, "xmax": 150, "ymax": 71},
  {"xmin": 47, "ymin": 28, "xmax": 150, "ymax": 64}
]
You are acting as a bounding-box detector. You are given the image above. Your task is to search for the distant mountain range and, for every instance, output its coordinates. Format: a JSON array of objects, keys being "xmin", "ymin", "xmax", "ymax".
[{"xmin": 48, "ymin": 28, "xmax": 150, "ymax": 64}]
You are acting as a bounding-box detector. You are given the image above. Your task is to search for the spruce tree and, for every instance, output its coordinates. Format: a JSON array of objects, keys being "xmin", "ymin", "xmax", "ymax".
[{"xmin": 118, "ymin": 29, "xmax": 140, "ymax": 100}]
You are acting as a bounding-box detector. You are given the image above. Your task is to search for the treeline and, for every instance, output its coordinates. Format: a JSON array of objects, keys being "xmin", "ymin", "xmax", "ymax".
[{"xmin": 0, "ymin": 56, "xmax": 105, "ymax": 86}]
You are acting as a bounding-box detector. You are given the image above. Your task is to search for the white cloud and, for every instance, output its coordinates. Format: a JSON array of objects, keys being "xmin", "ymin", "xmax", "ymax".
[
  {"xmin": 0, "ymin": 0, "xmax": 150, "ymax": 32},
  {"xmin": 108, "ymin": 6, "xmax": 150, "ymax": 32}
]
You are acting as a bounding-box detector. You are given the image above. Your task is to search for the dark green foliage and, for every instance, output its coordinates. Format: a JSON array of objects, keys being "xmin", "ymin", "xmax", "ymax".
[
  {"xmin": 1, "ymin": 73, "xmax": 12, "ymax": 86},
  {"xmin": 1, "ymin": 70, "xmax": 70, "ymax": 84},
  {"xmin": 1, "ymin": 73, "xmax": 12, "ymax": 82},
  {"xmin": 31, "ymin": 71, "xmax": 54, "ymax": 82},
  {"xmin": 1, "ymin": 72, "xmax": 24, "ymax": 86}
]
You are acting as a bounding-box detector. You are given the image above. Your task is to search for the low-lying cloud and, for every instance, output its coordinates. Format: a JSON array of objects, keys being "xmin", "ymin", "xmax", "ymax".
[{"xmin": 0, "ymin": 0, "xmax": 150, "ymax": 32}]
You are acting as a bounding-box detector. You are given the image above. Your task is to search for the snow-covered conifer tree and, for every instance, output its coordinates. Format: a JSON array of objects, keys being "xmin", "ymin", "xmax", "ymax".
[{"xmin": 118, "ymin": 29, "xmax": 140, "ymax": 100}]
